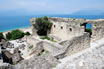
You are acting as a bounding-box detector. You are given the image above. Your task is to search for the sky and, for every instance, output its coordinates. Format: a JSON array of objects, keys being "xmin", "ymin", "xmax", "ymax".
[{"xmin": 0, "ymin": 0, "xmax": 104, "ymax": 16}]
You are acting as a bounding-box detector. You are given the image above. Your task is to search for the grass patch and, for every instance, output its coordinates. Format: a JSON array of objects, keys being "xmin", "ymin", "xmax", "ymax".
[
  {"xmin": 40, "ymin": 36, "xmax": 57, "ymax": 42},
  {"xmin": 51, "ymin": 40, "xmax": 57, "ymax": 42},
  {"xmin": 40, "ymin": 36, "xmax": 50, "ymax": 40}
]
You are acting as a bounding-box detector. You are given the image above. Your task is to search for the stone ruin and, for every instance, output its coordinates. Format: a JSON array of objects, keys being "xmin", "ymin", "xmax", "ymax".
[
  {"xmin": 2, "ymin": 48, "xmax": 23, "ymax": 64},
  {"xmin": 0, "ymin": 17, "xmax": 104, "ymax": 69},
  {"xmin": 31, "ymin": 17, "xmax": 104, "ymax": 42}
]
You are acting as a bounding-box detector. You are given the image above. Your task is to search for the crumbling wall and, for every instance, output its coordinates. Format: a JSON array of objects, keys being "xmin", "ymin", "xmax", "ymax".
[
  {"xmin": 49, "ymin": 18, "xmax": 85, "ymax": 41},
  {"xmin": 30, "ymin": 18, "xmax": 86, "ymax": 41},
  {"xmin": 90, "ymin": 21, "xmax": 104, "ymax": 42},
  {"xmin": 24, "ymin": 36, "xmax": 41, "ymax": 48},
  {"xmin": 42, "ymin": 41, "xmax": 63, "ymax": 53},
  {"xmin": 59, "ymin": 33, "xmax": 90, "ymax": 56},
  {"xmin": 31, "ymin": 17, "xmax": 104, "ymax": 42},
  {"xmin": 2, "ymin": 48, "xmax": 23, "ymax": 64}
]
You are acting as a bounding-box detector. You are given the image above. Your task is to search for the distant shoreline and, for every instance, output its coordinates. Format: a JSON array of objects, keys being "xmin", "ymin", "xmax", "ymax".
[
  {"xmin": 0, "ymin": 26, "xmax": 31, "ymax": 32},
  {"xmin": 2, "ymin": 26, "xmax": 32, "ymax": 36}
]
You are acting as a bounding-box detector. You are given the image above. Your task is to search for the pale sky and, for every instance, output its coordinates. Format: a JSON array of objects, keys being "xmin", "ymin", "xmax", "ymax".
[{"xmin": 0, "ymin": 0, "xmax": 104, "ymax": 15}]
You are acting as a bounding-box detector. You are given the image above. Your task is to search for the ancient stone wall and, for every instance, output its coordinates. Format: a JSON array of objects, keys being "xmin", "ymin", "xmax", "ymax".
[
  {"xmin": 30, "ymin": 18, "xmax": 38, "ymax": 35},
  {"xmin": 23, "ymin": 33, "xmax": 90, "ymax": 58},
  {"xmin": 30, "ymin": 17, "xmax": 104, "ymax": 42},
  {"xmin": 49, "ymin": 18, "xmax": 85, "ymax": 41},
  {"xmin": 89, "ymin": 21, "xmax": 104, "ymax": 42},
  {"xmin": 24, "ymin": 36, "xmax": 41, "ymax": 48},
  {"xmin": 42, "ymin": 41, "xmax": 63, "ymax": 53},
  {"xmin": 59, "ymin": 33, "xmax": 90, "ymax": 56}
]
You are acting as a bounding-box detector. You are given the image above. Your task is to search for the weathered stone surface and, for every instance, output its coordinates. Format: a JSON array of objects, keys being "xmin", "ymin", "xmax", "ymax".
[
  {"xmin": 54, "ymin": 40, "xmax": 104, "ymax": 69},
  {"xmin": 2, "ymin": 48, "xmax": 23, "ymax": 64},
  {"xmin": 0, "ymin": 63, "xmax": 13, "ymax": 69},
  {"xmin": 13, "ymin": 55, "xmax": 59, "ymax": 69},
  {"xmin": 12, "ymin": 48, "xmax": 23, "ymax": 64}
]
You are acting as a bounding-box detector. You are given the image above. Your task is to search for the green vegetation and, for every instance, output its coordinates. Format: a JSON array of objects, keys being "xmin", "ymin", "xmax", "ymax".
[
  {"xmin": 40, "ymin": 36, "xmax": 50, "ymax": 40},
  {"xmin": 40, "ymin": 36, "xmax": 57, "ymax": 42},
  {"xmin": 24, "ymin": 32, "xmax": 31, "ymax": 36},
  {"xmin": 0, "ymin": 32, "xmax": 4, "ymax": 41},
  {"xmin": 86, "ymin": 28, "xmax": 92, "ymax": 33},
  {"xmin": 6, "ymin": 32, "xmax": 12, "ymax": 40},
  {"xmin": 7, "ymin": 30, "xmax": 24, "ymax": 40},
  {"xmin": 6, "ymin": 30, "xmax": 31, "ymax": 40},
  {"xmin": 51, "ymin": 40, "xmax": 57, "ymax": 42},
  {"xmin": 28, "ymin": 45, "xmax": 33, "ymax": 49},
  {"xmin": 34, "ymin": 16, "xmax": 53, "ymax": 36}
]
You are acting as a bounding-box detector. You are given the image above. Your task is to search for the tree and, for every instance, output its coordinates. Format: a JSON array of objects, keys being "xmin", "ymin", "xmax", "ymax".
[
  {"xmin": 34, "ymin": 16, "xmax": 53, "ymax": 36},
  {"xmin": 24, "ymin": 32, "xmax": 31, "ymax": 36}
]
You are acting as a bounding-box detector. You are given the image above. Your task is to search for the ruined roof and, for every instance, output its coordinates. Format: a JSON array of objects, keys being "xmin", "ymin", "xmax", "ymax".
[{"xmin": 30, "ymin": 17, "xmax": 104, "ymax": 25}]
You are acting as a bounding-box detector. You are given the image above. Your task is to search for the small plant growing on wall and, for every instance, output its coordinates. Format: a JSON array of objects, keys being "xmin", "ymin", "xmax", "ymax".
[
  {"xmin": 34, "ymin": 16, "xmax": 53, "ymax": 36},
  {"xmin": 28, "ymin": 45, "xmax": 33, "ymax": 50}
]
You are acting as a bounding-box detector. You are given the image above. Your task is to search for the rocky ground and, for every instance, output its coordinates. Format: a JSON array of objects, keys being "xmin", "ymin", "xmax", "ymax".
[
  {"xmin": 0, "ymin": 36, "xmax": 104, "ymax": 69},
  {"xmin": 53, "ymin": 38, "xmax": 104, "ymax": 69}
]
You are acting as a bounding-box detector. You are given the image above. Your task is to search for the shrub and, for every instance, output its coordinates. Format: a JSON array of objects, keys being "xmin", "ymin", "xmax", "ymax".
[
  {"xmin": 6, "ymin": 30, "xmax": 24, "ymax": 40},
  {"xmin": 24, "ymin": 32, "xmax": 31, "ymax": 36},
  {"xmin": 11, "ymin": 30, "xmax": 24, "ymax": 40}
]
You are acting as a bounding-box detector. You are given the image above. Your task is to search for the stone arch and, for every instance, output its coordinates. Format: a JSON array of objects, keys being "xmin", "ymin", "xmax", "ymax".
[{"xmin": 81, "ymin": 22, "xmax": 92, "ymax": 37}]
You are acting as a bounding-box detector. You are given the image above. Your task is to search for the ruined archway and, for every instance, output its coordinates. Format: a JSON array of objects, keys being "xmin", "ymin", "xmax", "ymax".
[{"xmin": 81, "ymin": 23, "xmax": 92, "ymax": 37}]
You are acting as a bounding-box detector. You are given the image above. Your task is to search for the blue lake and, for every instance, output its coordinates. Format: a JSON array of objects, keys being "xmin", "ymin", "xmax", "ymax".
[{"xmin": 0, "ymin": 15, "xmax": 104, "ymax": 32}]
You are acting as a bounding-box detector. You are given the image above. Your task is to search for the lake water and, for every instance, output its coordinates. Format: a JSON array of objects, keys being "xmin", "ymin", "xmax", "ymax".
[{"xmin": 0, "ymin": 15, "xmax": 104, "ymax": 32}]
